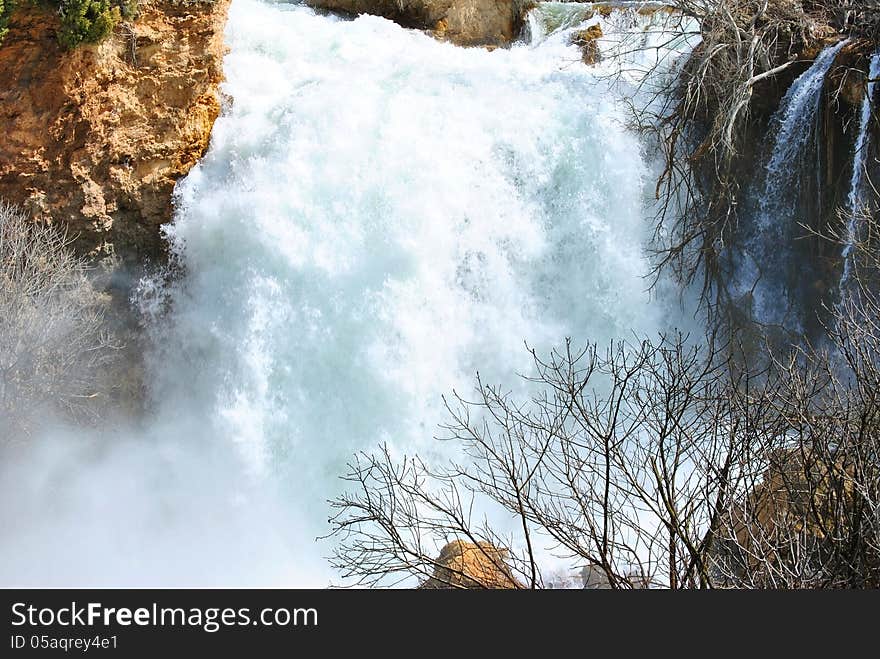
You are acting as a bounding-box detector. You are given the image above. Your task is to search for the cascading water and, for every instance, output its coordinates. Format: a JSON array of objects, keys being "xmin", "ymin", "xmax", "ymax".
[
  {"xmin": 526, "ymin": 1, "xmax": 692, "ymax": 70},
  {"xmin": 839, "ymin": 50, "xmax": 880, "ymax": 293},
  {"xmin": 731, "ymin": 40, "xmax": 847, "ymax": 330},
  {"xmin": 524, "ymin": 1, "xmax": 597, "ymax": 43},
  {"xmin": 0, "ymin": 1, "xmax": 697, "ymax": 585}
]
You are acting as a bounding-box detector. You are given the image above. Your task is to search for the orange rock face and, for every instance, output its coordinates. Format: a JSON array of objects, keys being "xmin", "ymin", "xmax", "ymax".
[
  {"xmin": 306, "ymin": 0, "xmax": 528, "ymax": 49},
  {"xmin": 420, "ymin": 540, "xmax": 524, "ymax": 589},
  {"xmin": 0, "ymin": 0, "xmax": 231, "ymax": 261},
  {"xmin": 569, "ymin": 23, "xmax": 603, "ymax": 66}
]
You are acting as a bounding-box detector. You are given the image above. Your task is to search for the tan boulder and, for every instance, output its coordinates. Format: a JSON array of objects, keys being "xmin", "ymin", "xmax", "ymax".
[
  {"xmin": 569, "ymin": 23, "xmax": 603, "ymax": 65},
  {"xmin": 306, "ymin": 0, "xmax": 530, "ymax": 48},
  {"xmin": 714, "ymin": 447, "xmax": 859, "ymax": 583},
  {"xmin": 420, "ymin": 540, "xmax": 523, "ymax": 588}
]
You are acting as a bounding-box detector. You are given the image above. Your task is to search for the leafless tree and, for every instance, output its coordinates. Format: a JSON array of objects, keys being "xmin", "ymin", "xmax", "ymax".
[
  {"xmin": 328, "ymin": 331, "xmax": 750, "ymax": 588},
  {"xmin": 328, "ymin": 206, "xmax": 880, "ymax": 587},
  {"xmin": 602, "ymin": 0, "xmax": 880, "ymax": 318},
  {"xmin": 630, "ymin": 2, "xmax": 825, "ymax": 294},
  {"xmin": 324, "ymin": 0, "xmax": 880, "ymax": 590},
  {"xmin": 0, "ymin": 202, "xmax": 118, "ymax": 442},
  {"xmin": 328, "ymin": 325, "xmax": 879, "ymax": 588}
]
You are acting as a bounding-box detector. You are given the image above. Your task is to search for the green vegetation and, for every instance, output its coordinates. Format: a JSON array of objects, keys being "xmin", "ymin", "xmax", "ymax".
[
  {"xmin": 0, "ymin": 0, "xmax": 15, "ymax": 44},
  {"xmin": 56, "ymin": 0, "xmax": 120, "ymax": 49},
  {"xmin": 0, "ymin": 0, "xmax": 137, "ymax": 49}
]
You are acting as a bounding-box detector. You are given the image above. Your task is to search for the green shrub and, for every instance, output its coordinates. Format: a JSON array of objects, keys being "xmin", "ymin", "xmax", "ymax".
[
  {"xmin": 0, "ymin": 0, "xmax": 15, "ymax": 45},
  {"xmin": 0, "ymin": 0, "xmax": 137, "ymax": 50},
  {"xmin": 56, "ymin": 0, "xmax": 120, "ymax": 49},
  {"xmin": 114, "ymin": 0, "xmax": 138, "ymax": 20}
]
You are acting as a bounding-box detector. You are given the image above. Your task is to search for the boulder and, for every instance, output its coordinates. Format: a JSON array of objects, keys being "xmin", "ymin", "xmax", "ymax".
[
  {"xmin": 569, "ymin": 23, "xmax": 603, "ymax": 65},
  {"xmin": 306, "ymin": 0, "xmax": 530, "ymax": 48},
  {"xmin": 712, "ymin": 447, "xmax": 859, "ymax": 584},
  {"xmin": 832, "ymin": 40, "xmax": 877, "ymax": 108},
  {"xmin": 420, "ymin": 540, "xmax": 523, "ymax": 588}
]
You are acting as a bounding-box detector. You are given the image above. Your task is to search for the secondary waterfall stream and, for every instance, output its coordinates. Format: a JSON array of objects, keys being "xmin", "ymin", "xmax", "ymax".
[
  {"xmin": 840, "ymin": 50, "xmax": 880, "ymax": 293},
  {"xmin": 732, "ymin": 40, "xmax": 847, "ymax": 331},
  {"xmin": 1, "ymin": 1, "xmax": 696, "ymax": 585}
]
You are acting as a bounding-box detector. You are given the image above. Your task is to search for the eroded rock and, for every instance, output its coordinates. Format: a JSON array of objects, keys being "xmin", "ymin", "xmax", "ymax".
[
  {"xmin": 569, "ymin": 23, "xmax": 603, "ymax": 65},
  {"xmin": 420, "ymin": 540, "xmax": 523, "ymax": 588},
  {"xmin": 306, "ymin": 0, "xmax": 530, "ymax": 48},
  {"xmin": 0, "ymin": 0, "xmax": 231, "ymax": 261}
]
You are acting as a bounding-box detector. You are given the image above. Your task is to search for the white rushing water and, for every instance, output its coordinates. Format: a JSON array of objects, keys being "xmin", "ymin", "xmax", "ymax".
[
  {"xmin": 759, "ymin": 40, "xmax": 848, "ymax": 232},
  {"xmin": 840, "ymin": 50, "xmax": 880, "ymax": 292},
  {"xmin": 732, "ymin": 40, "xmax": 847, "ymax": 330},
  {"xmin": 0, "ymin": 1, "xmax": 696, "ymax": 585}
]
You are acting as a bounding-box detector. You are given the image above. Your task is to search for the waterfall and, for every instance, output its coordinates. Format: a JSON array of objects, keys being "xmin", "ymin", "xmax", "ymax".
[
  {"xmin": 759, "ymin": 41, "xmax": 847, "ymax": 230},
  {"xmin": 525, "ymin": 1, "xmax": 695, "ymax": 66},
  {"xmin": 524, "ymin": 2, "xmax": 598, "ymax": 43},
  {"xmin": 0, "ymin": 1, "xmax": 697, "ymax": 585},
  {"xmin": 732, "ymin": 40, "xmax": 846, "ymax": 329},
  {"xmin": 839, "ymin": 50, "xmax": 880, "ymax": 292}
]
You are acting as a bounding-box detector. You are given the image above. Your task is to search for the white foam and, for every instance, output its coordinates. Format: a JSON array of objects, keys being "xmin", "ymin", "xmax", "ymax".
[{"xmin": 0, "ymin": 1, "xmax": 696, "ymax": 586}]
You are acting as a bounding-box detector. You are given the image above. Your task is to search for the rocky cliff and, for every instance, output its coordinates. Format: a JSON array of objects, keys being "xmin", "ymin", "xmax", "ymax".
[
  {"xmin": 307, "ymin": 0, "xmax": 530, "ymax": 48},
  {"xmin": 0, "ymin": 0, "xmax": 230, "ymax": 262}
]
